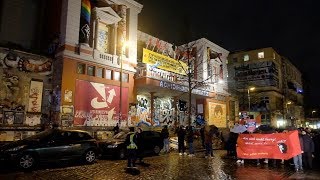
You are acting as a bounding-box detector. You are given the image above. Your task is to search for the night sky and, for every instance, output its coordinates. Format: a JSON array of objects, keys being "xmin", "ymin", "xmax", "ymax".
[{"xmin": 136, "ymin": 0, "xmax": 320, "ymax": 109}]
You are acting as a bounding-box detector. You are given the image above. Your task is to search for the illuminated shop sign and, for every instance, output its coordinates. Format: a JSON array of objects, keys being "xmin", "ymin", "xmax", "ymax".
[
  {"xmin": 143, "ymin": 48, "xmax": 188, "ymax": 75},
  {"xmin": 159, "ymin": 81, "xmax": 209, "ymax": 96}
]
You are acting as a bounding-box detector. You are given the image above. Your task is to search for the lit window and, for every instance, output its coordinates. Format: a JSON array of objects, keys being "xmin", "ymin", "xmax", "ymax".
[
  {"xmin": 77, "ymin": 63, "xmax": 85, "ymax": 74},
  {"xmin": 105, "ymin": 69, "xmax": 112, "ymax": 80},
  {"xmin": 243, "ymin": 55, "xmax": 249, "ymax": 61},
  {"xmin": 258, "ymin": 52, "xmax": 264, "ymax": 59},
  {"xmin": 96, "ymin": 67, "xmax": 103, "ymax": 78},
  {"xmin": 114, "ymin": 71, "xmax": 120, "ymax": 81},
  {"xmin": 122, "ymin": 73, "xmax": 129, "ymax": 82},
  {"xmin": 87, "ymin": 66, "xmax": 95, "ymax": 76}
]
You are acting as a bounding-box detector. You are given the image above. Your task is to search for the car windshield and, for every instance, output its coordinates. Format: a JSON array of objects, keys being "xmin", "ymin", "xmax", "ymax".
[
  {"xmin": 112, "ymin": 131, "xmax": 128, "ymax": 139},
  {"xmin": 24, "ymin": 130, "xmax": 53, "ymax": 141}
]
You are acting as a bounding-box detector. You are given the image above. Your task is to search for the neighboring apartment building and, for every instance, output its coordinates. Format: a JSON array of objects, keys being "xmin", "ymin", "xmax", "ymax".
[
  {"xmin": 227, "ymin": 47, "xmax": 304, "ymax": 127},
  {"xmin": 135, "ymin": 32, "xmax": 230, "ymax": 128}
]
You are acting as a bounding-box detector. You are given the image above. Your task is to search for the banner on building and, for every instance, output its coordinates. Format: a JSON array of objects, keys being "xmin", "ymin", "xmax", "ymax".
[
  {"xmin": 27, "ymin": 80, "xmax": 43, "ymax": 112},
  {"xmin": 74, "ymin": 80, "xmax": 128, "ymax": 126},
  {"xmin": 236, "ymin": 130, "xmax": 301, "ymax": 160},
  {"xmin": 142, "ymin": 48, "xmax": 188, "ymax": 75},
  {"xmin": 208, "ymin": 102, "xmax": 226, "ymax": 128}
]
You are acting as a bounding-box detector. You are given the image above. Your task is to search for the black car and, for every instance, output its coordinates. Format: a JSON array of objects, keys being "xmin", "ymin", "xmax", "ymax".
[
  {"xmin": 98, "ymin": 131, "xmax": 163, "ymax": 159},
  {"xmin": 0, "ymin": 129, "xmax": 99, "ymax": 170}
]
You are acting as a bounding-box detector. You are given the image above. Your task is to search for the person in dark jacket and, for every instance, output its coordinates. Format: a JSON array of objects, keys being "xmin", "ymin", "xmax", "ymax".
[
  {"xmin": 186, "ymin": 126, "xmax": 195, "ymax": 156},
  {"xmin": 177, "ymin": 125, "xmax": 186, "ymax": 155},
  {"xmin": 293, "ymin": 130, "xmax": 304, "ymax": 172},
  {"xmin": 302, "ymin": 130, "xmax": 315, "ymax": 169},
  {"xmin": 161, "ymin": 125, "xmax": 170, "ymax": 153},
  {"xmin": 136, "ymin": 127, "xmax": 145, "ymax": 164},
  {"xmin": 113, "ymin": 123, "xmax": 120, "ymax": 135},
  {"xmin": 200, "ymin": 126, "xmax": 205, "ymax": 148},
  {"xmin": 204, "ymin": 125, "xmax": 214, "ymax": 158},
  {"xmin": 125, "ymin": 127, "xmax": 138, "ymax": 168}
]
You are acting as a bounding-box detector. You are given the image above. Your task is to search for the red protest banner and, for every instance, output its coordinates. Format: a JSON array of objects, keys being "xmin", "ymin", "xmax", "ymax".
[{"xmin": 236, "ymin": 130, "xmax": 301, "ymax": 160}]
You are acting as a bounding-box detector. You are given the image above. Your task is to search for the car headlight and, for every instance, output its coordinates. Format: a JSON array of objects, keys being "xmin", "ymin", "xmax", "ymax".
[
  {"xmin": 6, "ymin": 145, "xmax": 27, "ymax": 152},
  {"xmin": 107, "ymin": 144, "xmax": 118, "ymax": 148}
]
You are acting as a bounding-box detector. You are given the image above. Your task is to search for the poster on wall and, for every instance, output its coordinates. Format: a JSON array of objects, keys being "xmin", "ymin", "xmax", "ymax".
[
  {"xmin": 3, "ymin": 111, "xmax": 14, "ymax": 125},
  {"xmin": 27, "ymin": 80, "xmax": 44, "ymax": 112},
  {"xmin": 208, "ymin": 102, "xmax": 226, "ymax": 128},
  {"xmin": 25, "ymin": 114, "xmax": 41, "ymax": 126},
  {"xmin": 64, "ymin": 90, "xmax": 73, "ymax": 103},
  {"xmin": 14, "ymin": 112, "xmax": 24, "ymax": 124},
  {"xmin": 74, "ymin": 80, "xmax": 128, "ymax": 126},
  {"xmin": 0, "ymin": 107, "xmax": 3, "ymax": 124}
]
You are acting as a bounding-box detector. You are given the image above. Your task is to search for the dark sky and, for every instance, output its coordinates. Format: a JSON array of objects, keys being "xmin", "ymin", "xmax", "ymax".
[{"xmin": 136, "ymin": 0, "xmax": 320, "ymax": 109}]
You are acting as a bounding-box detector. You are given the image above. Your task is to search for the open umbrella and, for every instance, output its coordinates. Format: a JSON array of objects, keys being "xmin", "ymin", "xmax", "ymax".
[{"xmin": 230, "ymin": 124, "xmax": 247, "ymax": 133}]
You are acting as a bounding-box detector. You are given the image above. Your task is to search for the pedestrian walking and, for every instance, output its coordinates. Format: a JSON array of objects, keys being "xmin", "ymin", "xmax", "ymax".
[
  {"xmin": 302, "ymin": 130, "xmax": 315, "ymax": 170},
  {"xmin": 293, "ymin": 129, "xmax": 304, "ymax": 172},
  {"xmin": 200, "ymin": 125, "xmax": 205, "ymax": 148},
  {"xmin": 125, "ymin": 127, "xmax": 138, "ymax": 169},
  {"xmin": 204, "ymin": 125, "xmax": 213, "ymax": 158},
  {"xmin": 177, "ymin": 125, "xmax": 186, "ymax": 155},
  {"xmin": 136, "ymin": 127, "xmax": 146, "ymax": 164},
  {"xmin": 161, "ymin": 125, "xmax": 170, "ymax": 153},
  {"xmin": 186, "ymin": 126, "xmax": 195, "ymax": 156}
]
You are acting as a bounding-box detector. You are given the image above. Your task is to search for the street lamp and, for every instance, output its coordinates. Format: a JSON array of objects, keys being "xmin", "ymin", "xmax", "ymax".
[
  {"xmin": 312, "ymin": 110, "xmax": 316, "ymax": 117},
  {"xmin": 119, "ymin": 40, "xmax": 130, "ymax": 125},
  {"xmin": 247, "ymin": 87, "xmax": 255, "ymax": 116}
]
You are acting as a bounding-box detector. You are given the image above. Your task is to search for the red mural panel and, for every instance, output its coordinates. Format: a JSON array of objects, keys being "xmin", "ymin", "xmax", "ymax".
[
  {"xmin": 74, "ymin": 80, "xmax": 128, "ymax": 126},
  {"xmin": 237, "ymin": 130, "xmax": 301, "ymax": 160}
]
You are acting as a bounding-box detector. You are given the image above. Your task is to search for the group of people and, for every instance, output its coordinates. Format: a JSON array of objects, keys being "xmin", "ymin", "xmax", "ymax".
[{"xmin": 224, "ymin": 125, "xmax": 318, "ymax": 172}]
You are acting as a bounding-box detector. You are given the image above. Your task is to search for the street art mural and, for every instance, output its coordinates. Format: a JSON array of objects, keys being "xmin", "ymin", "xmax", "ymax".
[
  {"xmin": 154, "ymin": 97, "xmax": 175, "ymax": 126},
  {"xmin": 74, "ymin": 80, "xmax": 128, "ymax": 126},
  {"xmin": 134, "ymin": 95, "xmax": 151, "ymax": 126},
  {"xmin": 208, "ymin": 102, "xmax": 227, "ymax": 128},
  {"xmin": 0, "ymin": 48, "xmax": 52, "ymax": 125},
  {"xmin": 131, "ymin": 96, "xmax": 192, "ymax": 127}
]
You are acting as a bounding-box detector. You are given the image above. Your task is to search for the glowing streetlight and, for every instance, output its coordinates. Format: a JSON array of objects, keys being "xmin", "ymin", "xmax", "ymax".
[
  {"xmin": 312, "ymin": 110, "xmax": 316, "ymax": 117},
  {"xmin": 247, "ymin": 86, "xmax": 255, "ymax": 115}
]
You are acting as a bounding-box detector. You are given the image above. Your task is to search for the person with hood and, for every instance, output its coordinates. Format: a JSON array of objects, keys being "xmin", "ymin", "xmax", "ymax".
[{"xmin": 302, "ymin": 130, "xmax": 315, "ymax": 170}]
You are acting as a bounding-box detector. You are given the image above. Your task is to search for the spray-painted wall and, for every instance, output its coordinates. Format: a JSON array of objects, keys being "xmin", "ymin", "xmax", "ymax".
[{"xmin": 0, "ymin": 48, "xmax": 53, "ymax": 141}]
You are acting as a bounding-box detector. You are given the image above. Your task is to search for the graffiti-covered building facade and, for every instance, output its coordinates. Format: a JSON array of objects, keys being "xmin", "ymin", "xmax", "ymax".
[
  {"xmin": 134, "ymin": 32, "xmax": 230, "ymax": 128},
  {"xmin": 57, "ymin": 0, "xmax": 142, "ymax": 133}
]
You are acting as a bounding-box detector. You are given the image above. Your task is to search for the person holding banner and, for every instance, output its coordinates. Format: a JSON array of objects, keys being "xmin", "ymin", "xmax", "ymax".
[{"xmin": 293, "ymin": 130, "xmax": 304, "ymax": 172}]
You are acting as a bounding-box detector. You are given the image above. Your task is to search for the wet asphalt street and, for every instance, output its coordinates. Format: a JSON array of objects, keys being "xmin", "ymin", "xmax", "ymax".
[{"xmin": 0, "ymin": 150, "xmax": 319, "ymax": 180}]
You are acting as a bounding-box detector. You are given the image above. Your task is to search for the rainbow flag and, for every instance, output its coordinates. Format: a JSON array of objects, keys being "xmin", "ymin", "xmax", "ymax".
[{"xmin": 81, "ymin": 0, "xmax": 91, "ymax": 22}]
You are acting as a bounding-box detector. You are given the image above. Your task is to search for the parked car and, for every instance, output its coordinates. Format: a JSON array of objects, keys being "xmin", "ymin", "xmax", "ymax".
[
  {"xmin": 0, "ymin": 129, "xmax": 99, "ymax": 170},
  {"xmin": 98, "ymin": 130, "xmax": 163, "ymax": 159}
]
